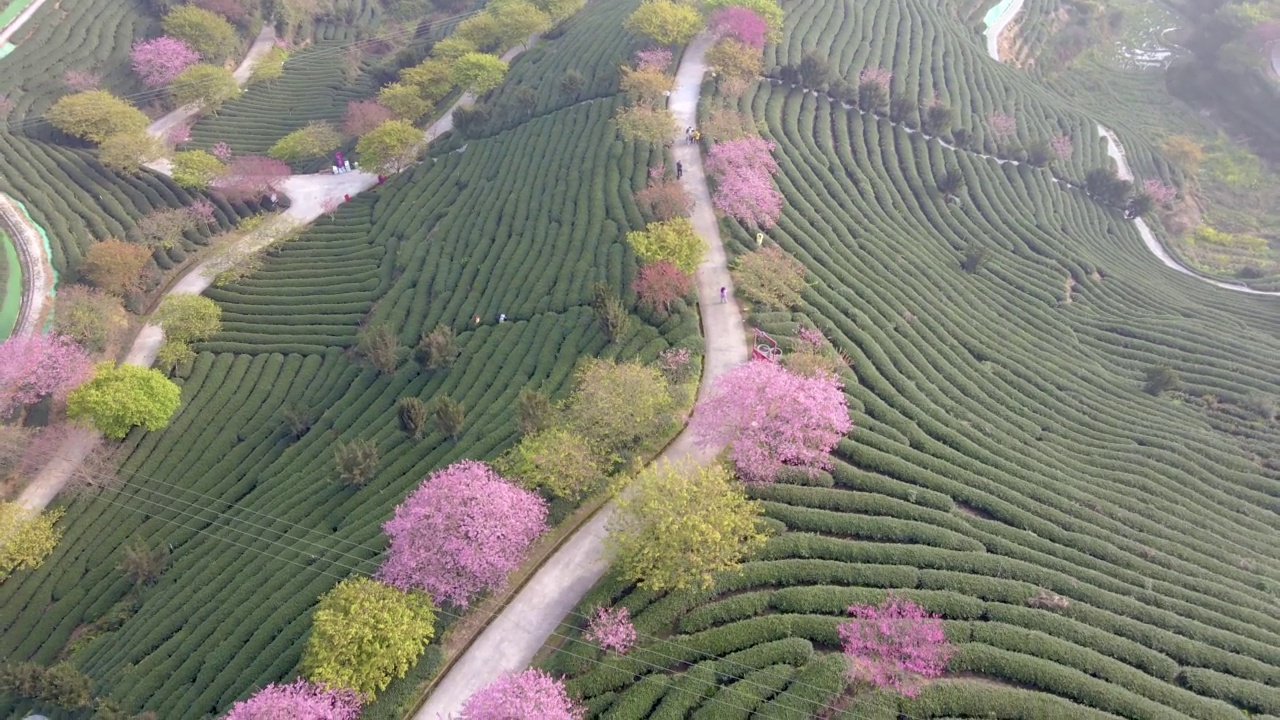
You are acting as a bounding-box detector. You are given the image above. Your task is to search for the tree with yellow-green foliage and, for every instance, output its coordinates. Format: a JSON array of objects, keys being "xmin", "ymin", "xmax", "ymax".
[
  {"xmin": 431, "ymin": 36, "xmax": 477, "ymax": 61},
  {"xmin": 565, "ymin": 358, "xmax": 676, "ymax": 452},
  {"xmin": 99, "ymin": 132, "xmax": 164, "ymax": 175},
  {"xmin": 619, "ymin": 66, "xmax": 672, "ymax": 107},
  {"xmin": 46, "ymin": 91, "xmax": 148, "ymax": 144},
  {"xmin": 301, "ymin": 577, "xmax": 436, "ymax": 699},
  {"xmin": 498, "ymin": 427, "xmax": 610, "ymax": 499},
  {"xmin": 607, "ymin": 461, "xmax": 766, "ymax": 591},
  {"xmin": 451, "ymin": 52, "xmax": 509, "ymax": 94},
  {"xmin": 66, "ymin": 363, "xmax": 181, "ymax": 440},
  {"xmin": 163, "ymin": 5, "xmax": 238, "ymax": 61},
  {"xmin": 400, "ymin": 59, "xmax": 454, "ymax": 105},
  {"xmin": 612, "ymin": 104, "xmax": 675, "ymax": 144},
  {"xmin": 626, "ymin": 217, "xmax": 706, "ymax": 274},
  {"xmin": 624, "ymin": 0, "xmax": 704, "ymax": 46},
  {"xmin": 249, "ymin": 47, "xmax": 289, "ymax": 86},
  {"xmin": 356, "ymin": 120, "xmax": 422, "ymax": 175},
  {"xmin": 171, "ymin": 150, "xmax": 226, "ymax": 189},
  {"xmin": 170, "ymin": 64, "xmax": 241, "ymax": 112},
  {"xmin": 378, "ymin": 82, "xmax": 432, "ymax": 122},
  {"xmin": 1, "ymin": 504, "xmax": 65, "ymax": 581},
  {"xmin": 488, "ymin": 0, "xmax": 551, "ymax": 50},
  {"xmin": 268, "ymin": 121, "xmax": 342, "ymax": 162}
]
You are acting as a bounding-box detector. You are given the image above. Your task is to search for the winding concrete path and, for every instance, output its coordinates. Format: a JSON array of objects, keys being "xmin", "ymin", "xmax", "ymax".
[
  {"xmin": 413, "ymin": 31, "xmax": 748, "ymax": 719},
  {"xmin": 0, "ymin": 192, "xmax": 54, "ymax": 337},
  {"xmin": 983, "ymin": 0, "xmax": 1026, "ymax": 62}
]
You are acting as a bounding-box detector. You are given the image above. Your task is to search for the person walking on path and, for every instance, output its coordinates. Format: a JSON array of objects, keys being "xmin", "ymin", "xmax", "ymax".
[
  {"xmin": 720, "ymin": 286, "xmax": 727, "ymax": 303},
  {"xmin": 676, "ymin": 161, "xmax": 683, "ymax": 179}
]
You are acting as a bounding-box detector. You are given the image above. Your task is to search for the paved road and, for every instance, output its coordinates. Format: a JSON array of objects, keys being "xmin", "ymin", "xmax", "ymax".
[
  {"xmin": 414, "ymin": 31, "xmax": 749, "ymax": 719},
  {"xmin": 984, "ymin": 0, "xmax": 1026, "ymax": 61},
  {"xmin": 0, "ymin": 0, "xmax": 49, "ymax": 47}
]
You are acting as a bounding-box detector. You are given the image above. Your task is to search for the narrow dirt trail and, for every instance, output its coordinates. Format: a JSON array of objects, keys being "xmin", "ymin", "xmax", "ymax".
[{"xmin": 413, "ymin": 31, "xmax": 749, "ymax": 720}]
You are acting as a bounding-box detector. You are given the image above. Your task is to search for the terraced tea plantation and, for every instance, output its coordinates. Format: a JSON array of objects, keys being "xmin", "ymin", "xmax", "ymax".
[
  {"xmin": 0, "ymin": 0, "xmax": 706, "ymax": 715},
  {"xmin": 542, "ymin": 0, "xmax": 1280, "ymax": 717}
]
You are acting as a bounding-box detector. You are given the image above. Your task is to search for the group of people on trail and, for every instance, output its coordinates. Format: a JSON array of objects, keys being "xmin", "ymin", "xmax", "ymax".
[{"xmin": 685, "ymin": 127, "xmax": 701, "ymax": 144}]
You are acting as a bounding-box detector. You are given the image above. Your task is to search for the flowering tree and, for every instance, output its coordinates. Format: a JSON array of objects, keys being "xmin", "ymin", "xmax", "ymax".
[
  {"xmin": 1050, "ymin": 133, "xmax": 1072, "ymax": 161},
  {"xmin": 838, "ymin": 595, "xmax": 955, "ymax": 697},
  {"xmin": 634, "ymin": 47, "xmax": 673, "ymax": 72},
  {"xmin": 187, "ymin": 199, "xmax": 216, "ymax": 225},
  {"xmin": 215, "ymin": 155, "xmax": 292, "ymax": 201},
  {"xmin": 584, "ymin": 606, "xmax": 637, "ymax": 654},
  {"xmin": 167, "ymin": 123, "xmax": 192, "ymax": 147},
  {"xmin": 657, "ymin": 346, "xmax": 693, "ymax": 383},
  {"xmin": 210, "ymin": 141, "xmax": 234, "ymax": 162},
  {"xmin": 633, "ymin": 259, "xmax": 693, "ymax": 315},
  {"xmin": 692, "ymin": 360, "xmax": 851, "ymax": 484},
  {"xmin": 342, "ymin": 99, "xmax": 393, "ymax": 137},
  {"xmin": 858, "ymin": 67, "xmax": 892, "ymax": 89},
  {"xmin": 986, "ymin": 111, "xmax": 1016, "ymax": 140},
  {"xmin": 130, "ymin": 36, "xmax": 201, "ymax": 87},
  {"xmin": 224, "ymin": 679, "xmax": 362, "ymax": 720},
  {"xmin": 705, "ymin": 136, "xmax": 783, "ymax": 227},
  {"xmin": 321, "ymin": 197, "xmax": 339, "ymax": 220},
  {"xmin": 634, "ymin": 177, "xmax": 692, "ymax": 222},
  {"xmin": 62, "ymin": 69, "xmax": 101, "ymax": 91},
  {"xmin": 1141, "ymin": 178, "xmax": 1177, "ymax": 206},
  {"xmin": 459, "ymin": 669, "xmax": 583, "ymax": 720},
  {"xmin": 0, "ymin": 334, "xmax": 91, "ymax": 417},
  {"xmin": 709, "ymin": 6, "xmax": 768, "ymax": 49},
  {"xmin": 378, "ymin": 460, "xmax": 548, "ymax": 607},
  {"xmin": 0, "ymin": 95, "xmax": 13, "ymax": 117}
]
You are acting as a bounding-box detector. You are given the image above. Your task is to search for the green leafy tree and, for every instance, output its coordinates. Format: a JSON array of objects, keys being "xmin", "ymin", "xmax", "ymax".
[
  {"xmin": 54, "ymin": 285, "xmax": 125, "ymax": 352},
  {"xmin": 283, "ymin": 404, "xmax": 316, "ymax": 440},
  {"xmin": 334, "ymin": 438, "xmax": 379, "ymax": 486},
  {"xmin": 565, "ymin": 358, "xmax": 675, "ymax": 452},
  {"xmin": 430, "ymin": 36, "xmax": 477, "ymax": 61},
  {"xmin": 356, "ymin": 120, "xmax": 422, "ymax": 174},
  {"xmin": 416, "ymin": 324, "xmax": 458, "ymax": 369},
  {"xmin": 730, "ymin": 245, "xmax": 807, "ymax": 309},
  {"xmin": 624, "ymin": 0, "xmax": 704, "ymax": 45},
  {"xmin": 172, "ymin": 150, "xmax": 226, "ymax": 189},
  {"xmin": 499, "ymin": 427, "xmax": 607, "ymax": 499},
  {"xmin": 398, "ymin": 397, "xmax": 429, "ymax": 439},
  {"xmin": 451, "ymin": 52, "xmax": 509, "ymax": 94},
  {"xmin": 627, "ymin": 218, "xmax": 706, "ymax": 274},
  {"xmin": 268, "ymin": 121, "xmax": 342, "ymax": 162},
  {"xmin": 46, "ymin": 90, "xmax": 148, "ymax": 144},
  {"xmin": 155, "ymin": 294, "xmax": 222, "ymax": 344},
  {"xmin": 431, "ymin": 396, "xmax": 466, "ymax": 440},
  {"xmin": 706, "ymin": 38, "xmax": 761, "ymax": 83},
  {"xmin": 607, "ymin": 460, "xmax": 766, "ymax": 591},
  {"xmin": 170, "ymin": 64, "xmax": 242, "ymax": 112},
  {"xmin": 922, "ymin": 102, "xmax": 953, "ymax": 136},
  {"xmin": 249, "ymin": 47, "xmax": 288, "ymax": 86},
  {"xmin": 560, "ymin": 69, "xmax": 586, "ymax": 99},
  {"xmin": 300, "ymin": 577, "xmax": 436, "ymax": 699},
  {"xmin": 400, "ymin": 58, "xmax": 454, "ymax": 105},
  {"xmin": 118, "ymin": 539, "xmax": 169, "ymax": 587},
  {"xmin": 163, "ymin": 5, "xmax": 238, "ymax": 60},
  {"xmin": 156, "ymin": 340, "xmax": 196, "ymax": 372},
  {"xmin": 532, "ymin": 0, "xmax": 583, "ymax": 21},
  {"xmin": 489, "ymin": 0, "xmax": 551, "ymax": 49},
  {"xmin": 66, "ymin": 363, "xmax": 182, "ymax": 439},
  {"xmin": 99, "ymin": 132, "xmax": 164, "ymax": 175},
  {"xmin": 356, "ymin": 322, "xmax": 401, "ymax": 374},
  {"xmin": 612, "ymin": 105, "xmax": 675, "ymax": 144},
  {"xmin": 594, "ymin": 288, "xmax": 630, "ymax": 343},
  {"xmin": 619, "ymin": 66, "xmax": 672, "ymax": 107},
  {"xmin": 961, "ymin": 246, "xmax": 991, "ymax": 273},
  {"xmin": 514, "ymin": 387, "xmax": 554, "ymax": 436},
  {"xmin": 378, "ymin": 82, "xmax": 432, "ymax": 122},
  {"xmin": 1144, "ymin": 365, "xmax": 1181, "ymax": 395},
  {"xmin": 1, "ymin": 504, "xmax": 65, "ymax": 580},
  {"xmin": 0, "ymin": 661, "xmax": 93, "ymax": 710}
]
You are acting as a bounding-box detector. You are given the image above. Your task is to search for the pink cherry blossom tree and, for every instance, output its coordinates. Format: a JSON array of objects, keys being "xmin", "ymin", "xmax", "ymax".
[
  {"xmin": 1141, "ymin": 178, "xmax": 1177, "ymax": 206},
  {"xmin": 342, "ymin": 100, "xmax": 393, "ymax": 137},
  {"xmin": 706, "ymin": 137, "xmax": 783, "ymax": 228},
  {"xmin": 709, "ymin": 7, "xmax": 768, "ymax": 49},
  {"xmin": 584, "ymin": 606, "xmax": 637, "ymax": 654},
  {"xmin": 459, "ymin": 669, "xmax": 583, "ymax": 720},
  {"xmin": 0, "ymin": 333, "xmax": 92, "ymax": 417},
  {"xmin": 633, "ymin": 259, "xmax": 693, "ymax": 315},
  {"xmin": 0, "ymin": 95, "xmax": 13, "ymax": 116},
  {"xmin": 187, "ymin": 199, "xmax": 217, "ymax": 225},
  {"xmin": 62, "ymin": 69, "xmax": 101, "ymax": 91},
  {"xmin": 858, "ymin": 66, "xmax": 892, "ymax": 90},
  {"xmin": 377, "ymin": 460, "xmax": 548, "ymax": 607},
  {"xmin": 214, "ymin": 155, "xmax": 292, "ymax": 201},
  {"xmin": 838, "ymin": 595, "xmax": 955, "ymax": 698},
  {"xmin": 986, "ymin": 111, "xmax": 1016, "ymax": 140},
  {"xmin": 691, "ymin": 360, "xmax": 851, "ymax": 484},
  {"xmin": 211, "ymin": 141, "xmax": 234, "ymax": 162},
  {"xmin": 1050, "ymin": 133, "xmax": 1072, "ymax": 161},
  {"xmin": 634, "ymin": 47, "xmax": 673, "ymax": 73},
  {"xmin": 657, "ymin": 346, "xmax": 692, "ymax": 382},
  {"xmin": 167, "ymin": 123, "xmax": 192, "ymax": 147},
  {"xmin": 223, "ymin": 678, "xmax": 362, "ymax": 720},
  {"xmin": 130, "ymin": 36, "xmax": 201, "ymax": 87}
]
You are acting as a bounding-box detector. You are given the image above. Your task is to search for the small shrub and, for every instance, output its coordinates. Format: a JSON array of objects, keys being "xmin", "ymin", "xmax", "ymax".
[
  {"xmin": 398, "ymin": 397, "xmax": 428, "ymax": 439},
  {"xmin": 432, "ymin": 396, "xmax": 465, "ymax": 439},
  {"xmin": 334, "ymin": 438, "xmax": 379, "ymax": 486}
]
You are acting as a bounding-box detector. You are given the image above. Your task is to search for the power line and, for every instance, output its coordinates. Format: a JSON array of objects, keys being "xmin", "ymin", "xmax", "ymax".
[{"xmin": 6, "ymin": 435, "xmax": 916, "ymax": 718}]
